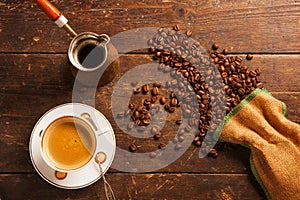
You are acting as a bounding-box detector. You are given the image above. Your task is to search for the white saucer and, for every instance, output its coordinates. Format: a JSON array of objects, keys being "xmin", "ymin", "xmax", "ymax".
[{"xmin": 29, "ymin": 103, "xmax": 116, "ymax": 189}]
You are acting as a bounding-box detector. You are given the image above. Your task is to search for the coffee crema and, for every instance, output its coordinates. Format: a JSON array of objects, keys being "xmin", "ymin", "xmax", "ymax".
[{"xmin": 42, "ymin": 116, "xmax": 96, "ymax": 171}]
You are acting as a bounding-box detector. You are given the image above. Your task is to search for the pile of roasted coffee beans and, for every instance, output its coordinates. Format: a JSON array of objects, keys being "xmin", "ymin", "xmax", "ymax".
[{"xmin": 125, "ymin": 25, "xmax": 263, "ymax": 157}]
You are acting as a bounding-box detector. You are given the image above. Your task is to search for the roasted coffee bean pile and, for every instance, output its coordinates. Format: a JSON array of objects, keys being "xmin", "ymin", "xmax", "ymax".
[{"xmin": 147, "ymin": 25, "xmax": 264, "ymax": 155}]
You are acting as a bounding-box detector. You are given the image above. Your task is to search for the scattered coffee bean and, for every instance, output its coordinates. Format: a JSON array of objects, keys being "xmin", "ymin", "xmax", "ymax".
[
  {"xmin": 133, "ymin": 110, "xmax": 140, "ymax": 119},
  {"xmin": 160, "ymin": 96, "xmax": 166, "ymax": 105},
  {"xmin": 195, "ymin": 140, "xmax": 202, "ymax": 147},
  {"xmin": 209, "ymin": 148, "xmax": 218, "ymax": 158},
  {"xmin": 144, "ymin": 99, "xmax": 151, "ymax": 106},
  {"xmin": 178, "ymin": 135, "xmax": 184, "ymax": 142},
  {"xmin": 186, "ymin": 30, "xmax": 192, "ymax": 37},
  {"xmin": 212, "ymin": 43, "xmax": 219, "ymax": 50},
  {"xmin": 143, "ymin": 119, "xmax": 151, "ymax": 125},
  {"xmin": 176, "ymin": 119, "xmax": 182, "ymax": 125},
  {"xmin": 223, "ymin": 49, "xmax": 229, "ymax": 55},
  {"xmin": 129, "ymin": 144, "xmax": 137, "ymax": 152},
  {"xmin": 133, "ymin": 87, "xmax": 141, "ymax": 94},
  {"xmin": 142, "ymin": 84, "xmax": 149, "ymax": 94},
  {"xmin": 173, "ymin": 25, "xmax": 180, "ymax": 31},
  {"xmin": 149, "ymin": 152, "xmax": 157, "ymax": 158},
  {"xmin": 151, "ymin": 96, "xmax": 157, "ymax": 103},
  {"xmin": 117, "ymin": 112, "xmax": 125, "ymax": 118},
  {"xmin": 164, "ymin": 104, "xmax": 170, "ymax": 111},
  {"xmin": 159, "ymin": 142, "xmax": 167, "ymax": 149},
  {"xmin": 154, "ymin": 132, "xmax": 162, "ymax": 140},
  {"xmin": 170, "ymin": 98, "xmax": 178, "ymax": 107},
  {"xmin": 246, "ymin": 54, "xmax": 253, "ymax": 60},
  {"xmin": 153, "ymin": 82, "xmax": 162, "ymax": 88},
  {"xmin": 127, "ymin": 122, "xmax": 134, "ymax": 130},
  {"xmin": 168, "ymin": 107, "xmax": 175, "ymax": 113},
  {"xmin": 175, "ymin": 143, "xmax": 182, "ymax": 150},
  {"xmin": 152, "ymin": 87, "xmax": 159, "ymax": 96},
  {"xmin": 129, "ymin": 103, "xmax": 134, "ymax": 110}
]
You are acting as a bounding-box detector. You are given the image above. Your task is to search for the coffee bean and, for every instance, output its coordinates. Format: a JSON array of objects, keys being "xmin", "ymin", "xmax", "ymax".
[
  {"xmin": 149, "ymin": 152, "xmax": 157, "ymax": 158},
  {"xmin": 238, "ymin": 88, "xmax": 245, "ymax": 95},
  {"xmin": 169, "ymin": 107, "xmax": 175, "ymax": 113},
  {"xmin": 195, "ymin": 140, "xmax": 202, "ymax": 147},
  {"xmin": 212, "ymin": 43, "xmax": 219, "ymax": 50},
  {"xmin": 176, "ymin": 119, "xmax": 182, "ymax": 125},
  {"xmin": 178, "ymin": 135, "xmax": 184, "ymax": 142},
  {"xmin": 117, "ymin": 111, "xmax": 125, "ymax": 118},
  {"xmin": 151, "ymin": 96, "xmax": 157, "ymax": 103},
  {"xmin": 136, "ymin": 105, "xmax": 143, "ymax": 112},
  {"xmin": 127, "ymin": 122, "xmax": 134, "ymax": 130},
  {"xmin": 209, "ymin": 148, "xmax": 218, "ymax": 158},
  {"xmin": 173, "ymin": 25, "xmax": 180, "ymax": 31},
  {"xmin": 153, "ymin": 82, "xmax": 162, "ymax": 88},
  {"xmin": 133, "ymin": 87, "xmax": 141, "ymax": 94},
  {"xmin": 142, "ymin": 84, "xmax": 149, "ymax": 94},
  {"xmin": 129, "ymin": 103, "xmax": 135, "ymax": 110},
  {"xmin": 186, "ymin": 30, "xmax": 192, "ymax": 37},
  {"xmin": 256, "ymin": 82, "xmax": 264, "ymax": 88},
  {"xmin": 159, "ymin": 142, "xmax": 167, "ymax": 149},
  {"xmin": 175, "ymin": 143, "xmax": 182, "ymax": 150},
  {"xmin": 144, "ymin": 99, "xmax": 151, "ymax": 106},
  {"xmin": 143, "ymin": 119, "xmax": 151, "ymax": 125},
  {"xmin": 133, "ymin": 110, "xmax": 140, "ymax": 119},
  {"xmin": 129, "ymin": 144, "xmax": 137, "ymax": 152},
  {"xmin": 249, "ymin": 70, "xmax": 257, "ymax": 77},
  {"xmin": 246, "ymin": 54, "xmax": 253, "ymax": 60},
  {"xmin": 154, "ymin": 132, "xmax": 162, "ymax": 140},
  {"xmin": 160, "ymin": 97, "xmax": 166, "ymax": 105},
  {"xmin": 164, "ymin": 104, "xmax": 170, "ymax": 111},
  {"xmin": 134, "ymin": 119, "xmax": 141, "ymax": 126},
  {"xmin": 152, "ymin": 87, "xmax": 159, "ymax": 96},
  {"xmin": 170, "ymin": 98, "xmax": 178, "ymax": 107},
  {"xmin": 223, "ymin": 49, "xmax": 229, "ymax": 55}
]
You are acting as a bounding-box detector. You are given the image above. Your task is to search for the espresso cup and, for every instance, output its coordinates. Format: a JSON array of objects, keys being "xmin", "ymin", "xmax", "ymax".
[{"xmin": 41, "ymin": 116, "xmax": 97, "ymax": 172}]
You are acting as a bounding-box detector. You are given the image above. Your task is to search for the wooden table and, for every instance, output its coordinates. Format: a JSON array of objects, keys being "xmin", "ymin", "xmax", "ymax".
[{"xmin": 1, "ymin": 0, "xmax": 299, "ymax": 199}]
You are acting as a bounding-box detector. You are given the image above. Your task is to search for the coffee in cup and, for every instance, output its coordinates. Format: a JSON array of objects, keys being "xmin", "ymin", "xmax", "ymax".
[{"xmin": 41, "ymin": 116, "xmax": 96, "ymax": 171}]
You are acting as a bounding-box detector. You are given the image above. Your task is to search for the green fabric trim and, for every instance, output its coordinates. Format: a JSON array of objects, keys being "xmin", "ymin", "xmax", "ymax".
[{"xmin": 250, "ymin": 154, "xmax": 272, "ymax": 200}]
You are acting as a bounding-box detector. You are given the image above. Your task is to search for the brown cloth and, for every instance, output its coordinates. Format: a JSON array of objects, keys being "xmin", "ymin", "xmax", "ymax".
[{"xmin": 218, "ymin": 89, "xmax": 300, "ymax": 200}]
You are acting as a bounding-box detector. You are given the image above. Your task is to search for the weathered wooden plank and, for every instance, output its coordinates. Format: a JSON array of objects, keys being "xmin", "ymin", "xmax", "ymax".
[
  {"xmin": 0, "ymin": 0, "xmax": 299, "ymax": 53},
  {"xmin": 1, "ymin": 91, "xmax": 299, "ymax": 122},
  {"xmin": 0, "ymin": 54, "xmax": 299, "ymax": 93},
  {"xmin": 0, "ymin": 173, "xmax": 266, "ymax": 199}
]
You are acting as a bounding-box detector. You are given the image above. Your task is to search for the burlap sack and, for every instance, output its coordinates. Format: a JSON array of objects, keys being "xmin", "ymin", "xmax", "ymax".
[{"xmin": 218, "ymin": 89, "xmax": 300, "ymax": 200}]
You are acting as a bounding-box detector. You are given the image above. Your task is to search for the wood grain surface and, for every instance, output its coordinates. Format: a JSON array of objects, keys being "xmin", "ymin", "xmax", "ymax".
[{"xmin": 0, "ymin": 0, "xmax": 299, "ymax": 199}]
